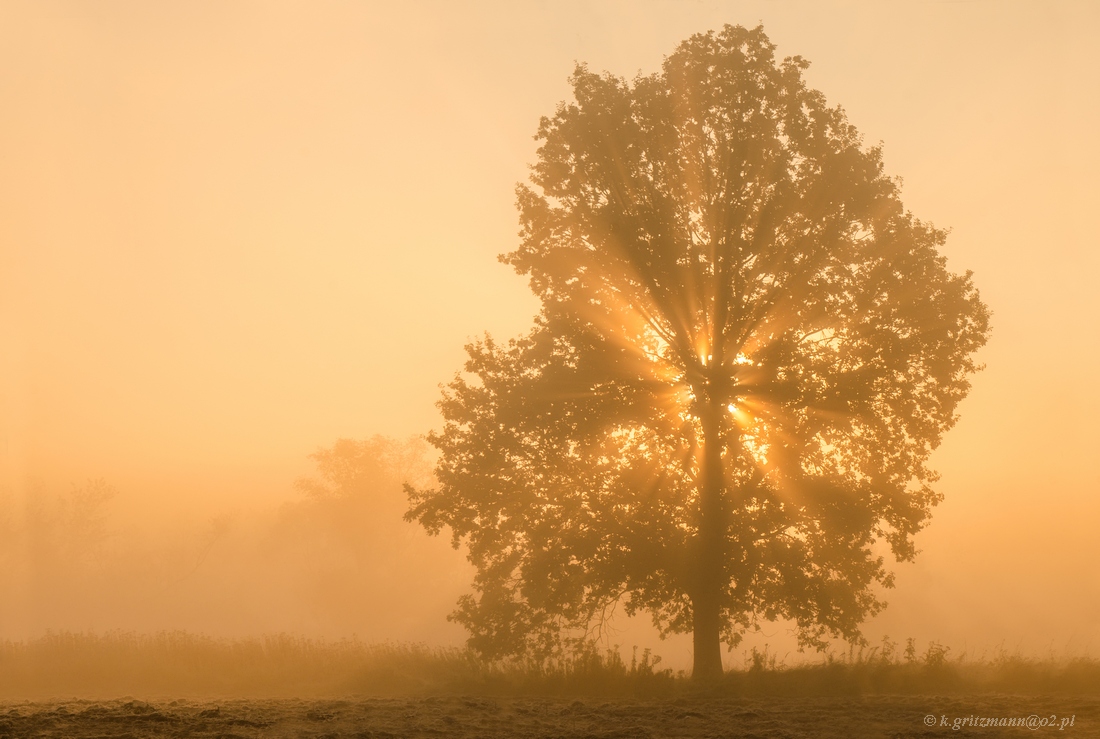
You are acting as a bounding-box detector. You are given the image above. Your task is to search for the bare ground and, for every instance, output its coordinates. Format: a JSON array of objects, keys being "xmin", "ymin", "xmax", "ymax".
[{"xmin": 0, "ymin": 694, "xmax": 1097, "ymax": 738}]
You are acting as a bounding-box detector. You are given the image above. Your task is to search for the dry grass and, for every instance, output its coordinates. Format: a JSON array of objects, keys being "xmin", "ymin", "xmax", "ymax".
[
  {"xmin": 724, "ymin": 639, "xmax": 1100, "ymax": 696},
  {"xmin": 2, "ymin": 631, "xmax": 1097, "ymax": 700}
]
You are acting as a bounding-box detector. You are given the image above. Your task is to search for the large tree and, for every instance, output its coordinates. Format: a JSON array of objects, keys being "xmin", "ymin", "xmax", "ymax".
[{"xmin": 407, "ymin": 25, "xmax": 990, "ymax": 680}]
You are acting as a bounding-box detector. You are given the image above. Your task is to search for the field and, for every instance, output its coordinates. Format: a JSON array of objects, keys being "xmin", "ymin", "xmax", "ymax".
[
  {"xmin": 2, "ymin": 695, "xmax": 1097, "ymax": 738},
  {"xmin": 1, "ymin": 633, "xmax": 1098, "ymax": 737}
]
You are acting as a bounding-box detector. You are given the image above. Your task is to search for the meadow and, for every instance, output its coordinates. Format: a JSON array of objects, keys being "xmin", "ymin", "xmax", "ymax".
[{"xmin": 1, "ymin": 632, "xmax": 1097, "ymax": 737}]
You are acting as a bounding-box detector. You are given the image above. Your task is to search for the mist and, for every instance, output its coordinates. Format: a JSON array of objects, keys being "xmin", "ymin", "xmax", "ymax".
[
  {"xmin": 0, "ymin": 437, "xmax": 470, "ymax": 645},
  {"xmin": 1, "ymin": 0, "xmax": 1098, "ymax": 678}
]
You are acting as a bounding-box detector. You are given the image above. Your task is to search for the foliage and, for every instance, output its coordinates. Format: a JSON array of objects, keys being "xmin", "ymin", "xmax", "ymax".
[
  {"xmin": 294, "ymin": 435, "xmax": 433, "ymax": 504},
  {"xmin": 407, "ymin": 24, "xmax": 990, "ymax": 674}
]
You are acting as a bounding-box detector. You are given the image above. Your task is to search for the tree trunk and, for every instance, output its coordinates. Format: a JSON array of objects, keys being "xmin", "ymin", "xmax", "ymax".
[
  {"xmin": 691, "ymin": 588, "xmax": 723, "ymax": 681},
  {"xmin": 692, "ymin": 401, "xmax": 725, "ymax": 682}
]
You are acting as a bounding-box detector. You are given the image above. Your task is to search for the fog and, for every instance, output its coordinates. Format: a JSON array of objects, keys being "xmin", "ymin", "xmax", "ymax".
[
  {"xmin": 0, "ymin": 437, "xmax": 471, "ymax": 644},
  {"xmin": 1, "ymin": 1, "xmax": 1098, "ymax": 672}
]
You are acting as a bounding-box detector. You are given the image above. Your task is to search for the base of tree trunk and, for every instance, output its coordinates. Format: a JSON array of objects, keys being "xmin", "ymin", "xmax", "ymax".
[{"xmin": 691, "ymin": 596, "xmax": 724, "ymax": 681}]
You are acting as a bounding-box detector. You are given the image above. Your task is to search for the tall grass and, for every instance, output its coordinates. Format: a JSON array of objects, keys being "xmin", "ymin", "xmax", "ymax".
[
  {"xmin": 1, "ymin": 631, "xmax": 1097, "ymax": 699},
  {"xmin": 0, "ymin": 631, "xmax": 669, "ymax": 699},
  {"xmin": 724, "ymin": 638, "xmax": 1100, "ymax": 696}
]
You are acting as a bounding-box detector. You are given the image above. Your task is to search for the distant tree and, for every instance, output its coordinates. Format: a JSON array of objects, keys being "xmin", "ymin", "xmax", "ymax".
[
  {"xmin": 406, "ymin": 25, "xmax": 990, "ymax": 680},
  {"xmin": 273, "ymin": 435, "xmax": 467, "ymax": 636},
  {"xmin": 282, "ymin": 435, "xmax": 435, "ymax": 575},
  {"xmin": 295, "ymin": 436, "xmax": 432, "ymax": 507}
]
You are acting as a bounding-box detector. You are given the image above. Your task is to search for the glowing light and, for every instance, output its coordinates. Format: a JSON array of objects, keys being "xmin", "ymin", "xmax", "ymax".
[{"xmin": 726, "ymin": 401, "xmax": 754, "ymax": 429}]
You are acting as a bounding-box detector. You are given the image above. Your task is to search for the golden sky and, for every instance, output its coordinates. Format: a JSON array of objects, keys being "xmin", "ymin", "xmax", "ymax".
[{"xmin": 1, "ymin": 1, "xmax": 1098, "ymax": 662}]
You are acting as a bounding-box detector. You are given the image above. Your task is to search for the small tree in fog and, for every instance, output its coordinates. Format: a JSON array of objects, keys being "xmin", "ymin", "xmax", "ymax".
[
  {"xmin": 272, "ymin": 435, "xmax": 463, "ymax": 636},
  {"xmin": 406, "ymin": 25, "xmax": 990, "ymax": 680}
]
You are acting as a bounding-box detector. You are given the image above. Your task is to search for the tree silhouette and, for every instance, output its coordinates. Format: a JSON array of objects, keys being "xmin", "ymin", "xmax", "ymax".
[{"xmin": 407, "ymin": 25, "xmax": 990, "ymax": 680}]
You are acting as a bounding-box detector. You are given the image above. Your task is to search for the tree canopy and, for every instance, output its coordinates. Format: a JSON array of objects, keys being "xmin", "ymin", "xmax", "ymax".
[{"xmin": 406, "ymin": 24, "xmax": 990, "ymax": 680}]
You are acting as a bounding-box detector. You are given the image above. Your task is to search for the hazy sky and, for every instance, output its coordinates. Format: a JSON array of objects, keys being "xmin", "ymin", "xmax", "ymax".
[{"xmin": 1, "ymin": 1, "xmax": 1098, "ymax": 660}]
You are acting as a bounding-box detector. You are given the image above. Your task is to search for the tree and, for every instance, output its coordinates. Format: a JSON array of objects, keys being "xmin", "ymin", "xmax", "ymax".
[
  {"xmin": 406, "ymin": 25, "xmax": 990, "ymax": 681},
  {"xmin": 268, "ymin": 436, "xmax": 470, "ymax": 638}
]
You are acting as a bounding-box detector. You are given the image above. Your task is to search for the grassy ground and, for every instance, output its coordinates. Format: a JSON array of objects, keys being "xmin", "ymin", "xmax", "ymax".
[{"xmin": 1, "ymin": 631, "xmax": 1098, "ymax": 700}]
